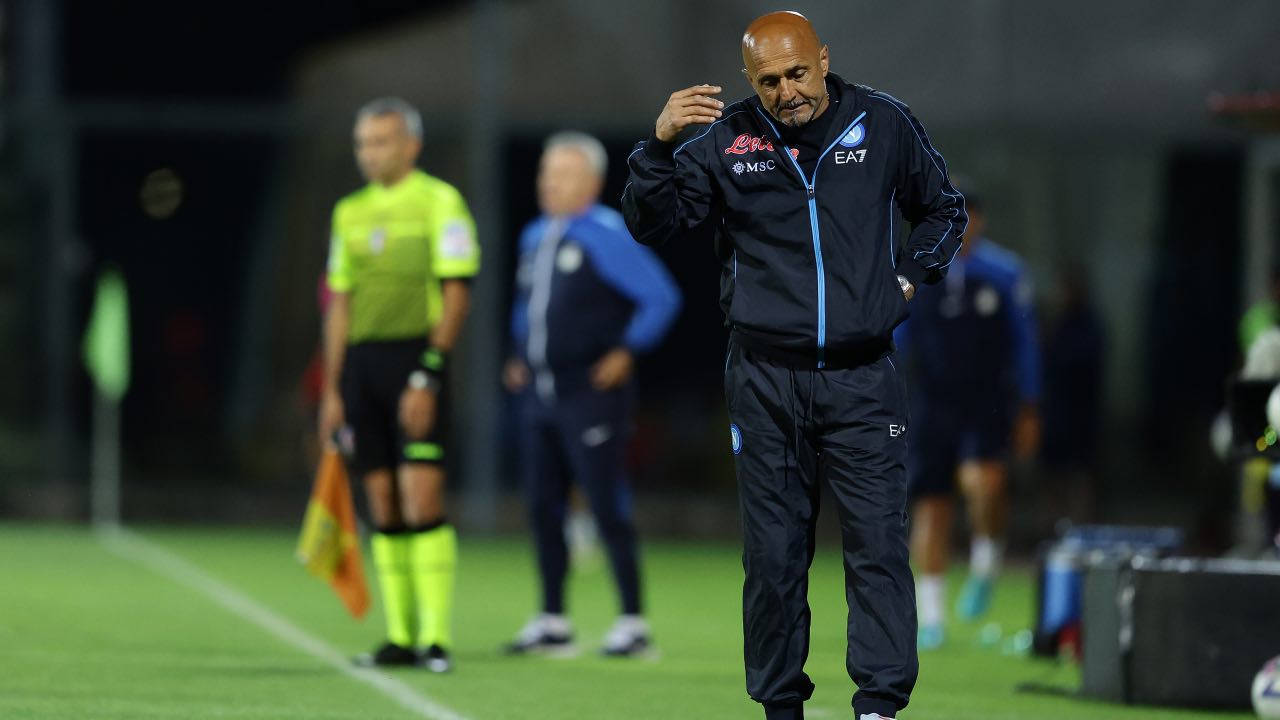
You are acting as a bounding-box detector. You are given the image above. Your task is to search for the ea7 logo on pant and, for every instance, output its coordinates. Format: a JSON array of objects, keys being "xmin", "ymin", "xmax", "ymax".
[
  {"xmin": 889, "ymin": 424, "xmax": 907, "ymax": 437},
  {"xmin": 835, "ymin": 149, "xmax": 868, "ymax": 164}
]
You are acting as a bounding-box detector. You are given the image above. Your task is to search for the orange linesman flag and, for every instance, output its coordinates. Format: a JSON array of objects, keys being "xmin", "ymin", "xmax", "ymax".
[{"xmin": 296, "ymin": 449, "xmax": 370, "ymax": 618}]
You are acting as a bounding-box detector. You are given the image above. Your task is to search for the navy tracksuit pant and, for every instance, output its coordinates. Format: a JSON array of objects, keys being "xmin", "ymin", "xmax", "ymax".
[
  {"xmin": 522, "ymin": 379, "xmax": 642, "ymax": 616},
  {"xmin": 724, "ymin": 339, "xmax": 918, "ymax": 720}
]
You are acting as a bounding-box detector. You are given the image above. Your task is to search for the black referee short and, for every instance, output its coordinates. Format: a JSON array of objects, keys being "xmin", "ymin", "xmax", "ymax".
[{"xmin": 341, "ymin": 338, "xmax": 446, "ymax": 478}]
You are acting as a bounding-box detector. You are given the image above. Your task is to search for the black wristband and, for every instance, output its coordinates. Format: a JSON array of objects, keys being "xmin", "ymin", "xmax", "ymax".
[{"xmin": 419, "ymin": 347, "xmax": 448, "ymax": 380}]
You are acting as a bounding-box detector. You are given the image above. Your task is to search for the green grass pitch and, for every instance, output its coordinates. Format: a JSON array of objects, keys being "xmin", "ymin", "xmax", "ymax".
[{"xmin": 0, "ymin": 523, "xmax": 1253, "ymax": 719}]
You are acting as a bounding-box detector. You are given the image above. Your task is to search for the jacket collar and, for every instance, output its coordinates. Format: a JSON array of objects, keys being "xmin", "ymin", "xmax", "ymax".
[{"xmin": 745, "ymin": 72, "xmax": 864, "ymax": 150}]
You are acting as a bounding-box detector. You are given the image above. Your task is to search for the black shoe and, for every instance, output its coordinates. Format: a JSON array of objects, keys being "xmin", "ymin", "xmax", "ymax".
[
  {"xmin": 419, "ymin": 644, "xmax": 452, "ymax": 673},
  {"xmin": 353, "ymin": 642, "xmax": 418, "ymax": 667}
]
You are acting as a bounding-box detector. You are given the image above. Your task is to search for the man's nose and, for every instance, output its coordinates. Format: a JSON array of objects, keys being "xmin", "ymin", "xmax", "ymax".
[{"xmin": 778, "ymin": 78, "xmax": 795, "ymax": 101}]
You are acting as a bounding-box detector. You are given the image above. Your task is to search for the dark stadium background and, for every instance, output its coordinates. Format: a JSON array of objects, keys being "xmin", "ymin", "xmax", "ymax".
[{"xmin": 3, "ymin": 0, "xmax": 1277, "ymax": 553}]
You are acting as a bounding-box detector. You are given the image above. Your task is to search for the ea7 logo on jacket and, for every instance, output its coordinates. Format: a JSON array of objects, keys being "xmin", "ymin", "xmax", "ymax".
[
  {"xmin": 834, "ymin": 149, "xmax": 868, "ymax": 164},
  {"xmin": 725, "ymin": 134, "xmax": 775, "ymax": 155}
]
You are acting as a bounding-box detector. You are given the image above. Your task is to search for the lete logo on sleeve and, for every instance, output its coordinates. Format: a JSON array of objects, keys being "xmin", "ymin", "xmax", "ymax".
[{"xmin": 724, "ymin": 134, "xmax": 775, "ymax": 155}]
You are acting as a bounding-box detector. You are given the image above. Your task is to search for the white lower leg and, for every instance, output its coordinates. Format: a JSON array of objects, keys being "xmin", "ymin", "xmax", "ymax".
[
  {"xmin": 970, "ymin": 535, "xmax": 1004, "ymax": 579},
  {"xmin": 917, "ymin": 574, "xmax": 945, "ymax": 627}
]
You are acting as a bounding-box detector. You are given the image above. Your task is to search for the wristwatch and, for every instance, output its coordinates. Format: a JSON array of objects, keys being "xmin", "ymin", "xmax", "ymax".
[{"xmin": 408, "ymin": 369, "xmax": 441, "ymax": 393}]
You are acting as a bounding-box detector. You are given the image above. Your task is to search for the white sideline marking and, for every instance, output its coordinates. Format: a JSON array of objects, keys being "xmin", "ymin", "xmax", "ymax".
[{"xmin": 97, "ymin": 526, "xmax": 470, "ymax": 720}]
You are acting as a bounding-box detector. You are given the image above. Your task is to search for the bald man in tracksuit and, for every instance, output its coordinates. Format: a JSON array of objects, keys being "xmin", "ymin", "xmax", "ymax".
[{"xmin": 622, "ymin": 12, "xmax": 965, "ymax": 720}]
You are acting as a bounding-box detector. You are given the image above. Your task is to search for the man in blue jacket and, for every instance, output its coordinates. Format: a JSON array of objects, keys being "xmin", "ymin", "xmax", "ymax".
[
  {"xmin": 504, "ymin": 131, "xmax": 681, "ymax": 658},
  {"xmin": 622, "ymin": 11, "xmax": 965, "ymax": 720},
  {"xmin": 894, "ymin": 188, "xmax": 1041, "ymax": 649}
]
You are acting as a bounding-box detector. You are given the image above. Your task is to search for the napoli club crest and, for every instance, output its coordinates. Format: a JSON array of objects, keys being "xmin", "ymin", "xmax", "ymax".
[{"xmin": 838, "ymin": 123, "xmax": 866, "ymax": 148}]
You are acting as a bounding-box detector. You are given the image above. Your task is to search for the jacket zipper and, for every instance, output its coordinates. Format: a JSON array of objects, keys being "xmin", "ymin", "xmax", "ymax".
[{"xmin": 755, "ymin": 107, "xmax": 867, "ymax": 369}]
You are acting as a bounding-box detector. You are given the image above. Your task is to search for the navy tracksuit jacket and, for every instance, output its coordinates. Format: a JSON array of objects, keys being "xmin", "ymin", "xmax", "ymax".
[
  {"xmin": 510, "ymin": 204, "xmax": 680, "ymax": 616},
  {"xmin": 623, "ymin": 74, "xmax": 965, "ymax": 719}
]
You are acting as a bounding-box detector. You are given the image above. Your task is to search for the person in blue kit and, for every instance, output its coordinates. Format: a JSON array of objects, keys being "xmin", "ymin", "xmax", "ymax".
[
  {"xmin": 893, "ymin": 185, "xmax": 1041, "ymax": 649},
  {"xmin": 502, "ymin": 131, "xmax": 681, "ymax": 657}
]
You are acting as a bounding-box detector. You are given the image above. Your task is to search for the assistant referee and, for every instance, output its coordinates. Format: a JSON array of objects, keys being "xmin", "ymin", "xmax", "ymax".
[{"xmin": 319, "ymin": 97, "xmax": 480, "ymax": 672}]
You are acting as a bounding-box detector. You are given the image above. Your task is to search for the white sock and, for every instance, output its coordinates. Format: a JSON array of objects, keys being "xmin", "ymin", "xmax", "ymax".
[
  {"xmin": 539, "ymin": 613, "xmax": 572, "ymax": 635},
  {"xmin": 859, "ymin": 714, "xmax": 894, "ymax": 720},
  {"xmin": 916, "ymin": 574, "xmax": 945, "ymax": 627},
  {"xmin": 970, "ymin": 535, "xmax": 1004, "ymax": 579},
  {"xmin": 566, "ymin": 510, "xmax": 599, "ymax": 555},
  {"xmin": 614, "ymin": 614, "xmax": 648, "ymax": 633}
]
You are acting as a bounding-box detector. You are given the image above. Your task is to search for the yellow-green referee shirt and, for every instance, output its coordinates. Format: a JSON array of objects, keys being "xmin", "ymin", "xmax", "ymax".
[{"xmin": 327, "ymin": 170, "xmax": 481, "ymax": 343}]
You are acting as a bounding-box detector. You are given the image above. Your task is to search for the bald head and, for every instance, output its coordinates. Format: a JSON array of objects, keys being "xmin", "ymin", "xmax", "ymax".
[
  {"xmin": 742, "ymin": 11, "xmax": 821, "ymax": 67},
  {"xmin": 741, "ymin": 12, "xmax": 830, "ymax": 128}
]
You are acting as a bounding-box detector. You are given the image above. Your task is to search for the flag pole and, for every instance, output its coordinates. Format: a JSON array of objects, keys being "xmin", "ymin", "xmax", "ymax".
[{"xmin": 91, "ymin": 389, "xmax": 121, "ymax": 528}]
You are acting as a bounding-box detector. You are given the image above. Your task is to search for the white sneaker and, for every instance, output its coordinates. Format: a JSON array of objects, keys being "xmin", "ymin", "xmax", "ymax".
[
  {"xmin": 502, "ymin": 614, "xmax": 577, "ymax": 656},
  {"xmin": 601, "ymin": 615, "xmax": 653, "ymax": 657}
]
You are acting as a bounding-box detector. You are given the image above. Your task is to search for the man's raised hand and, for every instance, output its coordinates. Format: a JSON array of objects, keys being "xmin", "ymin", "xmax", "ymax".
[{"xmin": 655, "ymin": 85, "xmax": 724, "ymax": 143}]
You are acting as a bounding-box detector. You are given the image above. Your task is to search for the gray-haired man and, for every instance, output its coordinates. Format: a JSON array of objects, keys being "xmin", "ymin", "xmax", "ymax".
[{"xmin": 502, "ymin": 132, "xmax": 681, "ymax": 657}]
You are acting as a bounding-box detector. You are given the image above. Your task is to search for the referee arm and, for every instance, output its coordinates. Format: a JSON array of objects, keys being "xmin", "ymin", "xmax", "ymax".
[
  {"xmin": 400, "ymin": 280, "xmax": 469, "ymax": 439},
  {"xmin": 319, "ymin": 291, "xmax": 349, "ymax": 447},
  {"xmin": 431, "ymin": 280, "xmax": 471, "ymax": 354},
  {"xmin": 320, "ymin": 212, "xmax": 356, "ymax": 448}
]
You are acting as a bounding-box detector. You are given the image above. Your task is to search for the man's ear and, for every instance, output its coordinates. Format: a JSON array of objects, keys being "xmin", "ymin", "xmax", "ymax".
[
  {"xmin": 741, "ymin": 67, "xmax": 753, "ymax": 88},
  {"xmin": 820, "ymin": 45, "xmax": 829, "ymax": 76}
]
